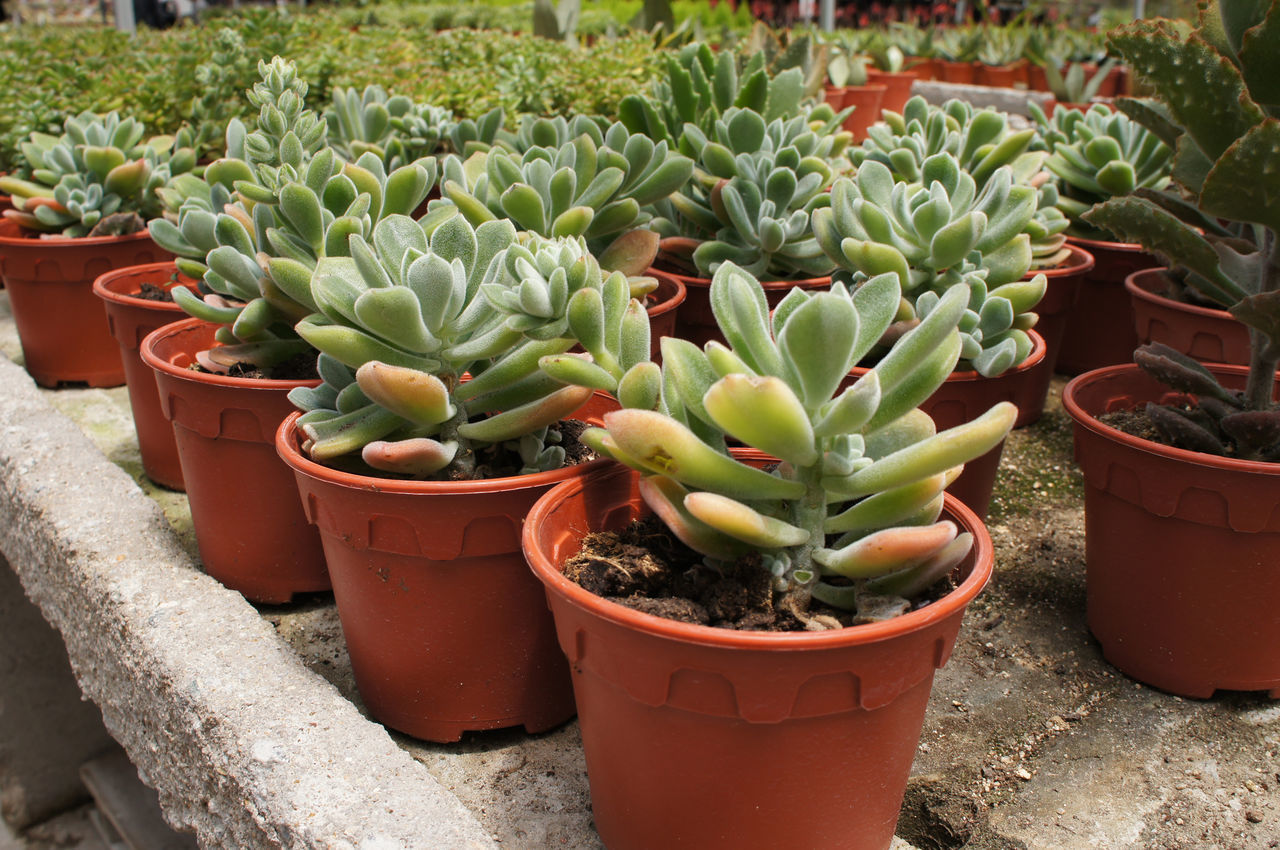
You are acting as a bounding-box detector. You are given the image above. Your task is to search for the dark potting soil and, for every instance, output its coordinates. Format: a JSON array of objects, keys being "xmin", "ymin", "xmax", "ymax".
[
  {"xmin": 1097, "ymin": 407, "xmax": 1162, "ymax": 443},
  {"xmin": 564, "ymin": 515, "xmax": 956, "ymax": 633},
  {"xmin": 221, "ymin": 351, "xmax": 320, "ymax": 381},
  {"xmin": 134, "ymin": 281, "xmax": 175, "ymax": 302}
]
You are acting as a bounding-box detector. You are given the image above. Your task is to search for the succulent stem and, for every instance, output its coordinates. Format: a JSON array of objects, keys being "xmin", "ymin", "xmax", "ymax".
[{"xmin": 1246, "ymin": 229, "xmax": 1280, "ymax": 412}]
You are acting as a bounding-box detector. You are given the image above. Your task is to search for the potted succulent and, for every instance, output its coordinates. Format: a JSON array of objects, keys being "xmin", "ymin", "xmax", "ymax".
[
  {"xmin": 0, "ymin": 111, "xmax": 191, "ymax": 386},
  {"xmin": 852, "ymin": 95, "xmax": 1088, "ymax": 383},
  {"xmin": 934, "ymin": 27, "xmax": 982, "ymax": 85},
  {"xmin": 813, "ymin": 152, "xmax": 1049, "ymax": 517},
  {"xmin": 275, "ymin": 215, "xmax": 649, "ymax": 742},
  {"xmin": 1125, "ymin": 265, "xmax": 1254, "ymax": 365},
  {"xmin": 143, "ymin": 57, "xmax": 434, "ymax": 603},
  {"xmin": 1062, "ymin": 1, "xmax": 1280, "ymax": 698},
  {"xmin": 523, "ymin": 262, "xmax": 1015, "ymax": 849},
  {"xmin": 974, "ymin": 25, "xmax": 1028, "ymax": 89},
  {"xmin": 1030, "ymin": 101, "xmax": 1172, "ymax": 373},
  {"xmin": 864, "ymin": 34, "xmax": 916, "ymax": 114},
  {"xmin": 822, "ymin": 48, "xmax": 886, "ymax": 142},
  {"xmin": 420, "ymin": 122, "xmax": 694, "ymax": 351}
]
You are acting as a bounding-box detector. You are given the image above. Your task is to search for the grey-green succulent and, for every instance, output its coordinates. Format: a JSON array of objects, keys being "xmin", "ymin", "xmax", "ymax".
[
  {"xmin": 288, "ymin": 215, "xmax": 650, "ymax": 479},
  {"xmin": 546, "ymin": 261, "xmax": 1016, "ymax": 624}
]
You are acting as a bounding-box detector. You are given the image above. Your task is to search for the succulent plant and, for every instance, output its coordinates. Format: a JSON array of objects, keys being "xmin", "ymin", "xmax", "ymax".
[
  {"xmin": 976, "ymin": 25, "xmax": 1027, "ymax": 68},
  {"xmin": 424, "ymin": 123, "xmax": 693, "ymax": 257},
  {"xmin": 288, "ymin": 215, "xmax": 649, "ymax": 479},
  {"xmin": 935, "ymin": 27, "xmax": 982, "ymax": 64},
  {"xmin": 1029, "ymin": 102, "xmax": 1173, "ymax": 239},
  {"xmin": 546, "ymin": 262, "xmax": 1016, "ymax": 625},
  {"xmin": 325, "ymin": 85, "xmax": 437, "ymax": 168},
  {"xmin": 443, "ymin": 107, "xmax": 508, "ymax": 157},
  {"xmin": 1079, "ymin": 1, "xmax": 1280, "ymax": 461},
  {"xmin": 149, "ymin": 57, "xmax": 436, "ymax": 374},
  {"xmin": 1041, "ymin": 58, "xmax": 1119, "ymax": 105},
  {"xmin": 813, "ymin": 154, "xmax": 1047, "ymax": 377},
  {"xmin": 0, "ymin": 111, "xmax": 195, "ymax": 237},
  {"xmin": 647, "ymin": 107, "xmax": 845, "ymax": 280},
  {"xmin": 186, "ymin": 27, "xmax": 256, "ymax": 161},
  {"xmin": 617, "ymin": 42, "xmax": 845, "ymax": 158},
  {"xmin": 852, "ymin": 96, "xmax": 1070, "ymax": 267}
]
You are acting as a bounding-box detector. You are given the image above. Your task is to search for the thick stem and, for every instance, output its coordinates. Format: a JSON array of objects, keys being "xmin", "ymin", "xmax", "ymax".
[
  {"xmin": 438, "ymin": 374, "xmax": 475, "ymax": 479},
  {"xmin": 1244, "ymin": 229, "xmax": 1280, "ymax": 411},
  {"xmin": 782, "ymin": 459, "xmax": 829, "ymax": 615}
]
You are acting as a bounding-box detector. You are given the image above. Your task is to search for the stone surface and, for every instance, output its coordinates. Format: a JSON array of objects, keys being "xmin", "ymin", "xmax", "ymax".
[
  {"xmin": 0, "ymin": 554, "xmax": 114, "ymax": 831},
  {"xmin": 911, "ymin": 81, "xmax": 1054, "ymax": 116}
]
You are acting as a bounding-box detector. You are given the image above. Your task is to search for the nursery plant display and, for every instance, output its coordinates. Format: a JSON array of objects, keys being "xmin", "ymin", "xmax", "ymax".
[
  {"xmin": 822, "ymin": 47, "xmax": 885, "ymax": 142},
  {"xmin": 524, "ymin": 262, "xmax": 1013, "ymax": 849},
  {"xmin": 1031, "ymin": 101, "xmax": 1172, "ymax": 372},
  {"xmin": 1063, "ymin": 0, "xmax": 1280, "ymax": 697},
  {"xmin": 0, "ymin": 111, "xmax": 189, "ymax": 386},
  {"xmin": 277, "ymin": 213, "xmax": 650, "ymax": 741}
]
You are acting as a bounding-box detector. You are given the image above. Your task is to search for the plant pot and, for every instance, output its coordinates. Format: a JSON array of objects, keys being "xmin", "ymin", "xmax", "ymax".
[
  {"xmin": 866, "ymin": 69, "xmax": 916, "ymax": 114},
  {"xmin": 937, "ymin": 60, "xmax": 977, "ymax": 85},
  {"xmin": 839, "ymin": 84, "xmax": 888, "ymax": 141},
  {"xmin": 824, "ymin": 84, "xmax": 846, "ymax": 110},
  {"xmin": 645, "ymin": 271, "xmax": 685, "ymax": 358},
  {"xmin": 905, "ymin": 57, "xmax": 937, "ymax": 80},
  {"xmin": 141, "ymin": 318, "xmax": 329, "ymax": 604},
  {"xmin": 846, "ymin": 331, "xmax": 1048, "ymax": 520},
  {"xmin": 93, "ymin": 262, "xmax": 189, "ymax": 490},
  {"xmin": 1125, "ymin": 267, "xmax": 1252, "ymax": 366},
  {"xmin": 1062, "ymin": 363, "xmax": 1280, "ymax": 698},
  {"xmin": 1030, "ymin": 243, "xmax": 1095, "ymax": 375},
  {"xmin": 276, "ymin": 408, "xmax": 613, "ymax": 742},
  {"xmin": 650, "ymin": 265, "xmax": 831, "ymax": 348},
  {"xmin": 522, "ymin": 463, "xmax": 994, "ymax": 850},
  {"xmin": 1026, "ymin": 63, "xmax": 1050, "ymax": 91},
  {"xmin": 976, "ymin": 62, "xmax": 1023, "ymax": 88},
  {"xmin": 1055, "ymin": 235, "xmax": 1158, "ymax": 375},
  {"xmin": 0, "ymin": 221, "xmax": 169, "ymax": 387}
]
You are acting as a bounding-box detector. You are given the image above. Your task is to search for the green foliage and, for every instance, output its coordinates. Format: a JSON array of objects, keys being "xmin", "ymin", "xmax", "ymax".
[
  {"xmin": 545, "ymin": 262, "xmax": 1016, "ymax": 623},
  {"xmin": 1083, "ymin": 0, "xmax": 1280, "ymax": 459}
]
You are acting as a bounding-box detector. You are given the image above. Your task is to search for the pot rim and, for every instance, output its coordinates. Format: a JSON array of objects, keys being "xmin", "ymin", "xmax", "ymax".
[
  {"xmin": 1062, "ymin": 362, "xmax": 1280, "ymax": 475},
  {"xmin": 275, "ymin": 409, "xmax": 611, "ymax": 496},
  {"xmin": 0, "ymin": 218, "xmax": 158, "ymax": 248},
  {"xmin": 523, "ymin": 463, "xmax": 994, "ymax": 651},
  {"xmin": 646, "ymin": 272, "xmax": 686, "ymax": 320},
  {"xmin": 1123, "ymin": 266, "xmax": 1236, "ymax": 322},
  {"xmin": 140, "ymin": 316, "xmax": 320, "ymax": 391},
  {"xmin": 1034, "ymin": 243, "xmax": 1096, "ymax": 278},
  {"xmin": 92, "ymin": 260, "xmax": 189, "ymax": 310},
  {"xmin": 1065, "ymin": 233, "xmax": 1147, "ymax": 254},
  {"xmin": 647, "ymin": 264, "xmax": 834, "ymax": 291}
]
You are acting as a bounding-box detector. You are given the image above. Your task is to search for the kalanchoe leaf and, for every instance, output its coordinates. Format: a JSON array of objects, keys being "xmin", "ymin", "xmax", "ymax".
[
  {"xmin": 1229, "ymin": 290, "xmax": 1280, "ymax": 346},
  {"xmin": 1199, "ymin": 120, "xmax": 1280, "ymax": 234},
  {"xmin": 1145, "ymin": 402, "xmax": 1229, "ymax": 455},
  {"xmin": 1133, "ymin": 343, "xmax": 1242, "ymax": 405},
  {"xmin": 1220, "ymin": 409, "xmax": 1280, "ymax": 458}
]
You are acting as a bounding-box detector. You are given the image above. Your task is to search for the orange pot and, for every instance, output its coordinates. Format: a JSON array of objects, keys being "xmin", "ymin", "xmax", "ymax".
[
  {"xmin": 1125, "ymin": 267, "xmax": 1252, "ymax": 366},
  {"xmin": 866, "ymin": 69, "xmax": 916, "ymax": 114},
  {"xmin": 838, "ymin": 84, "xmax": 888, "ymax": 141},
  {"xmin": 0, "ymin": 221, "xmax": 168, "ymax": 386},
  {"xmin": 141, "ymin": 318, "xmax": 329, "ymax": 603},
  {"xmin": 93, "ymin": 262, "xmax": 189, "ymax": 490},
  {"xmin": 1057, "ymin": 235, "xmax": 1159, "ymax": 375},
  {"xmin": 937, "ymin": 60, "xmax": 977, "ymax": 84},
  {"xmin": 523, "ymin": 463, "xmax": 994, "ymax": 850}
]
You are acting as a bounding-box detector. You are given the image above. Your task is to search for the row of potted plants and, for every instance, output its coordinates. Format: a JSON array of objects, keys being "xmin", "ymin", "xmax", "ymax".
[{"xmin": 1, "ymin": 5, "xmax": 1276, "ymax": 844}]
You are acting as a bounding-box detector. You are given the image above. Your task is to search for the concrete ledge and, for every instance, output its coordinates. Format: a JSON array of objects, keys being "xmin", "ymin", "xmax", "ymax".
[
  {"xmin": 911, "ymin": 80, "xmax": 1054, "ymax": 116},
  {"xmin": 0, "ymin": 353, "xmax": 495, "ymax": 849}
]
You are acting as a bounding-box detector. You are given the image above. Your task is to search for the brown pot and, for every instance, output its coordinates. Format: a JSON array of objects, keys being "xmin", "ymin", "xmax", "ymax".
[
  {"xmin": 522, "ymin": 462, "xmax": 995, "ymax": 849},
  {"xmin": 1056, "ymin": 235, "xmax": 1159, "ymax": 375},
  {"xmin": 1030, "ymin": 243, "xmax": 1096, "ymax": 376},
  {"xmin": 905, "ymin": 57, "xmax": 937, "ymax": 80},
  {"xmin": 141, "ymin": 318, "xmax": 330, "ymax": 603},
  {"xmin": 937, "ymin": 60, "xmax": 977, "ymax": 85},
  {"xmin": 276, "ymin": 404, "xmax": 613, "ymax": 742},
  {"xmin": 1125, "ymin": 267, "xmax": 1252, "ymax": 366},
  {"xmin": 92, "ymin": 262, "xmax": 189, "ymax": 490},
  {"xmin": 846, "ymin": 331, "xmax": 1048, "ymax": 520},
  {"xmin": 649, "ymin": 265, "xmax": 832, "ymax": 348},
  {"xmin": 866, "ymin": 69, "xmax": 916, "ymax": 114},
  {"xmin": 1063, "ymin": 363, "xmax": 1280, "ymax": 698},
  {"xmin": 1026, "ymin": 63, "xmax": 1050, "ymax": 91},
  {"xmin": 838, "ymin": 84, "xmax": 888, "ymax": 141},
  {"xmin": 976, "ymin": 62, "xmax": 1024, "ymax": 88},
  {"xmin": 645, "ymin": 271, "xmax": 685, "ymax": 358},
  {"xmin": 0, "ymin": 221, "xmax": 169, "ymax": 387}
]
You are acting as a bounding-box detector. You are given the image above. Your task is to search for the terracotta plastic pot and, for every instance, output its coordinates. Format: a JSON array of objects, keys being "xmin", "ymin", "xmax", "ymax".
[
  {"xmin": 824, "ymin": 84, "xmax": 846, "ymax": 110},
  {"xmin": 905, "ymin": 57, "xmax": 937, "ymax": 80},
  {"xmin": 1063, "ymin": 363, "xmax": 1280, "ymax": 698},
  {"xmin": 839, "ymin": 84, "xmax": 888, "ymax": 141},
  {"xmin": 0, "ymin": 221, "xmax": 169, "ymax": 387},
  {"xmin": 1055, "ymin": 235, "xmax": 1158, "ymax": 375},
  {"xmin": 277, "ymin": 405, "xmax": 614, "ymax": 742},
  {"xmin": 141, "ymin": 318, "xmax": 329, "ymax": 603},
  {"xmin": 846, "ymin": 331, "xmax": 1048, "ymax": 520},
  {"xmin": 1030, "ymin": 243, "xmax": 1095, "ymax": 376},
  {"xmin": 522, "ymin": 463, "xmax": 994, "ymax": 850},
  {"xmin": 650, "ymin": 265, "xmax": 831, "ymax": 347},
  {"xmin": 937, "ymin": 60, "xmax": 977, "ymax": 84},
  {"xmin": 976, "ymin": 62, "xmax": 1023, "ymax": 88},
  {"xmin": 866, "ymin": 69, "xmax": 916, "ymax": 114},
  {"xmin": 645, "ymin": 272, "xmax": 685, "ymax": 357},
  {"xmin": 1125, "ymin": 267, "xmax": 1252, "ymax": 366},
  {"xmin": 93, "ymin": 262, "xmax": 189, "ymax": 490},
  {"xmin": 1026, "ymin": 63, "xmax": 1050, "ymax": 91}
]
